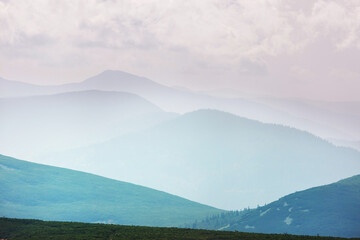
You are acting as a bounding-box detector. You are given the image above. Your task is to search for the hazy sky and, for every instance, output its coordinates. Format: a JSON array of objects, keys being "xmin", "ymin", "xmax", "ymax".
[{"xmin": 1, "ymin": 0, "xmax": 359, "ymax": 101}]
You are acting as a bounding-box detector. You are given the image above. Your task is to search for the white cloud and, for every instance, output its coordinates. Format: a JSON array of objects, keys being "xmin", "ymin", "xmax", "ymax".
[
  {"xmin": 1, "ymin": 0, "xmax": 359, "ymax": 60},
  {"xmin": 0, "ymin": 0, "xmax": 359, "ymax": 100},
  {"xmin": 295, "ymin": 0, "xmax": 360, "ymax": 50}
]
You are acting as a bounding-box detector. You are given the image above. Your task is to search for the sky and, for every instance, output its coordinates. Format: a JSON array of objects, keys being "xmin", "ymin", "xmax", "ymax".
[{"xmin": 0, "ymin": 0, "xmax": 359, "ymax": 101}]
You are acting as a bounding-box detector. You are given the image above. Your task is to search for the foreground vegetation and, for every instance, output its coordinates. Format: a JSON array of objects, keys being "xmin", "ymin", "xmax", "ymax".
[{"xmin": 0, "ymin": 218, "xmax": 356, "ymax": 240}]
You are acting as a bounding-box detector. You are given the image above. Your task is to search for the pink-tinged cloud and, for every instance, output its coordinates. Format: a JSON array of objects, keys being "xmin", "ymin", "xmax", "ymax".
[{"xmin": 0, "ymin": 0, "xmax": 359, "ymax": 101}]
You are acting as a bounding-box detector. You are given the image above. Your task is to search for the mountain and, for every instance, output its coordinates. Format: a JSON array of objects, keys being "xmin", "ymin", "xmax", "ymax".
[
  {"xmin": 310, "ymin": 100, "xmax": 360, "ymax": 117},
  {"xmin": 0, "ymin": 77, "xmax": 50, "ymax": 98},
  {"xmin": 0, "ymin": 154, "xmax": 222, "ymax": 227},
  {"xmin": 251, "ymin": 97, "xmax": 360, "ymax": 146},
  {"xmin": 0, "ymin": 90, "xmax": 177, "ymax": 160},
  {"xmin": 2, "ymin": 71, "xmax": 358, "ymax": 143},
  {"xmin": 329, "ymin": 139, "xmax": 360, "ymax": 152},
  {"xmin": 191, "ymin": 175, "xmax": 360, "ymax": 238},
  {"xmin": 41, "ymin": 109, "xmax": 360, "ymax": 210},
  {"xmin": 0, "ymin": 71, "xmax": 196, "ymax": 112}
]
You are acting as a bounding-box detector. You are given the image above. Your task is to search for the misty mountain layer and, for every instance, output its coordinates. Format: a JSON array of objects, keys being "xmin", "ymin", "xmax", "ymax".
[
  {"xmin": 41, "ymin": 110, "xmax": 360, "ymax": 209},
  {"xmin": 2, "ymin": 70, "xmax": 359, "ymax": 145},
  {"xmin": 0, "ymin": 90, "xmax": 177, "ymax": 159}
]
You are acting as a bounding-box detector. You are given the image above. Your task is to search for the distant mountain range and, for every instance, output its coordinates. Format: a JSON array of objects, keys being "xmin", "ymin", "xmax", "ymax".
[
  {"xmin": 251, "ymin": 97, "xmax": 360, "ymax": 145},
  {"xmin": 0, "ymin": 90, "xmax": 177, "ymax": 159},
  {"xmin": 1, "ymin": 70, "xmax": 359, "ymax": 146},
  {"xmin": 41, "ymin": 109, "xmax": 360, "ymax": 210},
  {"xmin": 0, "ymin": 154, "xmax": 222, "ymax": 227},
  {"xmin": 190, "ymin": 175, "xmax": 360, "ymax": 238},
  {"xmin": 0, "ymin": 76, "xmax": 51, "ymax": 98}
]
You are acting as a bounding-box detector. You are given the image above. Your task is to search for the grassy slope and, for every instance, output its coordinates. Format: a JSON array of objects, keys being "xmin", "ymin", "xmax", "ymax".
[
  {"xmin": 0, "ymin": 154, "xmax": 222, "ymax": 227},
  {"xmin": 191, "ymin": 175, "xmax": 360, "ymax": 238},
  {"xmin": 0, "ymin": 218, "xmax": 354, "ymax": 240}
]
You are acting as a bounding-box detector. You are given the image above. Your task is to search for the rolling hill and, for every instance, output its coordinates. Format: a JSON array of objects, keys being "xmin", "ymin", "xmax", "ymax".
[
  {"xmin": 0, "ymin": 90, "xmax": 177, "ymax": 160},
  {"xmin": 0, "ymin": 154, "xmax": 222, "ymax": 227},
  {"xmin": 41, "ymin": 109, "xmax": 360, "ymax": 210},
  {"xmin": 191, "ymin": 175, "xmax": 360, "ymax": 238}
]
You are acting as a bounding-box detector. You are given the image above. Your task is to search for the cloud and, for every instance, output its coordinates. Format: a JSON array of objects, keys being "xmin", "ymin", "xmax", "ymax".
[
  {"xmin": 295, "ymin": 0, "xmax": 360, "ymax": 50},
  {"xmin": 1, "ymin": 0, "xmax": 359, "ymax": 59},
  {"xmin": 0, "ymin": 0, "xmax": 359, "ymax": 100}
]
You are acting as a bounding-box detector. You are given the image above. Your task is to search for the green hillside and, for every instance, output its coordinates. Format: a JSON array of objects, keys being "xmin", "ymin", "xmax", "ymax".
[
  {"xmin": 190, "ymin": 175, "xmax": 360, "ymax": 238},
  {"xmin": 0, "ymin": 218, "xmax": 352, "ymax": 240},
  {"xmin": 0, "ymin": 154, "xmax": 222, "ymax": 227}
]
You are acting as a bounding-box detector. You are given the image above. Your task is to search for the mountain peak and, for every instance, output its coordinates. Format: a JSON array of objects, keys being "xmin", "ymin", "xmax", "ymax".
[
  {"xmin": 82, "ymin": 69, "xmax": 160, "ymax": 88},
  {"xmin": 96, "ymin": 69, "xmax": 145, "ymax": 80}
]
